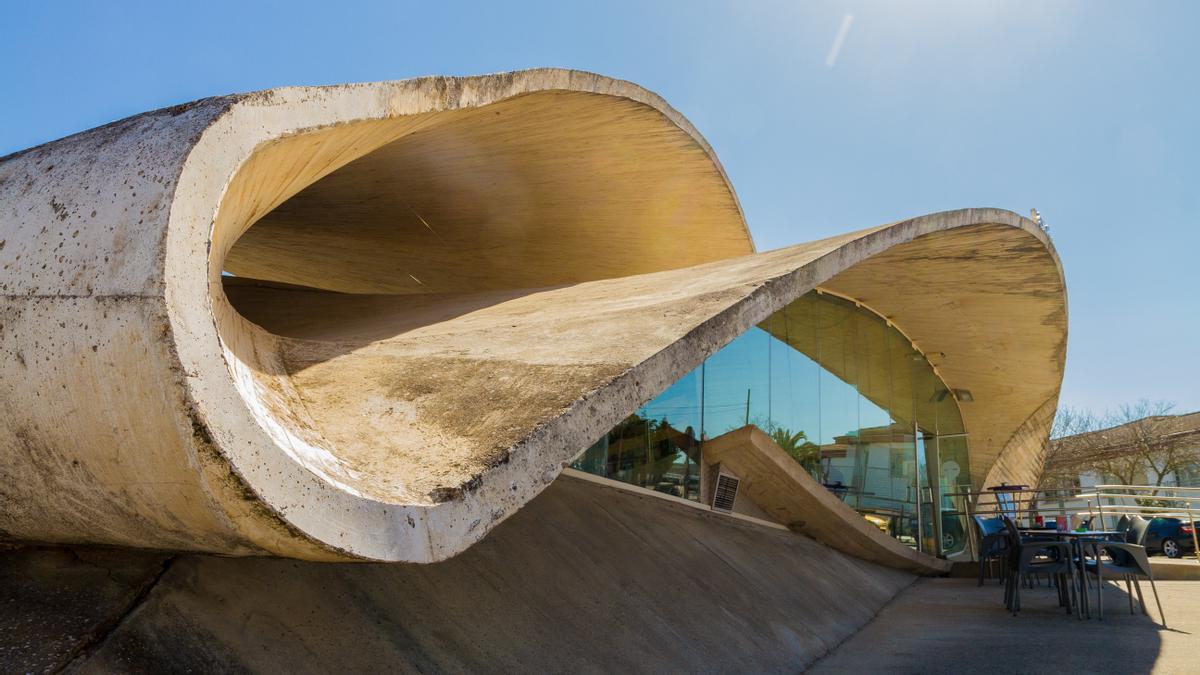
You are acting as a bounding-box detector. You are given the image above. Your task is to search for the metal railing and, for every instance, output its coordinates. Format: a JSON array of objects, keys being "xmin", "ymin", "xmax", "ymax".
[{"xmin": 948, "ymin": 484, "xmax": 1200, "ymax": 564}]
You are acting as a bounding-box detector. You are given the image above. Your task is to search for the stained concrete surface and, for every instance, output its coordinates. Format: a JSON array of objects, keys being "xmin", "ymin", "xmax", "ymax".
[
  {"xmin": 810, "ymin": 578, "xmax": 1199, "ymax": 674},
  {"xmin": 1, "ymin": 475, "xmax": 914, "ymax": 673}
]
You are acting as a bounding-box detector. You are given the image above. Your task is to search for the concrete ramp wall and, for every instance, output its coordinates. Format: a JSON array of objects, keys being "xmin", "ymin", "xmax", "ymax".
[
  {"xmin": 3, "ymin": 474, "xmax": 914, "ymax": 672},
  {"xmin": 704, "ymin": 425, "xmax": 952, "ymax": 575}
]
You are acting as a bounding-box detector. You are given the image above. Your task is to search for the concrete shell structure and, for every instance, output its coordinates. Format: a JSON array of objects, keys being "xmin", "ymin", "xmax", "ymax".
[{"xmin": 0, "ymin": 69, "xmax": 1067, "ymax": 571}]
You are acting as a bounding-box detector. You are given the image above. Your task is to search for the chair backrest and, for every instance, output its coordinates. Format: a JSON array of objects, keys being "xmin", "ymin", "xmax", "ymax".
[
  {"xmin": 1114, "ymin": 514, "xmax": 1131, "ymax": 535},
  {"xmin": 974, "ymin": 516, "xmax": 1007, "ymax": 557},
  {"xmin": 1102, "ymin": 542, "xmax": 1152, "ymax": 575},
  {"xmin": 1126, "ymin": 516, "xmax": 1151, "ymax": 546},
  {"xmin": 1107, "ymin": 544, "xmax": 1134, "ymax": 567},
  {"xmin": 973, "ymin": 515, "xmax": 1004, "ymax": 537},
  {"xmin": 1000, "ymin": 516, "xmax": 1023, "ymax": 555}
]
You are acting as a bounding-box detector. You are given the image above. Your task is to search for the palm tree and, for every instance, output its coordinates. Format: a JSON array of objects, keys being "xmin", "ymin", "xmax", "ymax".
[{"xmin": 769, "ymin": 426, "xmax": 821, "ymax": 471}]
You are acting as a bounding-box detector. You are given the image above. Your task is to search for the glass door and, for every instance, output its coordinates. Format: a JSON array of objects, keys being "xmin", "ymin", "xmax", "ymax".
[
  {"xmin": 914, "ymin": 429, "xmax": 938, "ymax": 554},
  {"xmin": 917, "ymin": 431, "xmax": 971, "ymax": 557}
]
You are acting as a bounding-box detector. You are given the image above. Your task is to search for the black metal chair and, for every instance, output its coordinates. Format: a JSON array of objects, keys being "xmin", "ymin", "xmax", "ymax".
[
  {"xmin": 1002, "ymin": 517, "xmax": 1079, "ymax": 617},
  {"xmin": 1114, "ymin": 514, "xmax": 1131, "ymax": 539},
  {"xmin": 1084, "ymin": 516, "xmax": 1166, "ymax": 627},
  {"xmin": 973, "ymin": 515, "xmax": 1009, "ymax": 586}
]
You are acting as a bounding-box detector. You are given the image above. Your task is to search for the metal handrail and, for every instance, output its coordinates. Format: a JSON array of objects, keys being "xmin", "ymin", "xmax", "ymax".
[
  {"xmin": 1075, "ymin": 492, "xmax": 1200, "ymax": 504},
  {"xmin": 951, "ymin": 483, "xmax": 1200, "ymax": 564},
  {"xmin": 1094, "ymin": 484, "xmax": 1200, "ymax": 493}
]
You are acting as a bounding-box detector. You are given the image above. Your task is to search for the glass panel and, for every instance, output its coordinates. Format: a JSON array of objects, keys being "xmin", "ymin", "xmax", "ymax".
[
  {"xmin": 915, "ymin": 433, "xmax": 934, "ymax": 553},
  {"xmin": 574, "ymin": 289, "xmax": 973, "ymax": 557},
  {"xmin": 936, "ymin": 435, "xmax": 971, "ymax": 556},
  {"xmin": 572, "ymin": 365, "xmax": 703, "ymax": 501},
  {"xmin": 642, "ymin": 367, "xmax": 704, "ymax": 500},
  {"xmin": 702, "ymin": 327, "xmax": 771, "ymax": 440},
  {"xmin": 765, "ymin": 300, "xmax": 822, "ymax": 477},
  {"xmin": 816, "ymin": 296, "xmax": 860, "ymax": 495}
]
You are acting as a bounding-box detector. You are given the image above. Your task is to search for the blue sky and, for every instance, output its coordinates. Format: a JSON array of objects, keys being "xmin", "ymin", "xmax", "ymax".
[{"xmin": 2, "ymin": 1, "xmax": 1196, "ymax": 415}]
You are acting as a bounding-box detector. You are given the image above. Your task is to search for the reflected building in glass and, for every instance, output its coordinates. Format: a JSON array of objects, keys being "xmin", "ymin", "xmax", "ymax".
[{"xmin": 575, "ymin": 290, "xmax": 973, "ymax": 557}]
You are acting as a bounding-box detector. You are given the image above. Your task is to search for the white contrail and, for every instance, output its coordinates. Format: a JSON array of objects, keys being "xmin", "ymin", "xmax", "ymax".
[{"xmin": 825, "ymin": 14, "xmax": 855, "ymax": 68}]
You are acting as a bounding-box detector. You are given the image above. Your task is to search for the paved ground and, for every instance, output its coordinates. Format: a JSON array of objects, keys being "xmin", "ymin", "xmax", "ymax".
[
  {"xmin": 810, "ymin": 578, "xmax": 1199, "ymax": 674},
  {"xmin": 1150, "ymin": 557, "xmax": 1200, "ymax": 580}
]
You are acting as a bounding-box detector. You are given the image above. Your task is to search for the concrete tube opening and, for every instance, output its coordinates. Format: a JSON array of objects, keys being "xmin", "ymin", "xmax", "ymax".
[{"xmin": 209, "ymin": 88, "xmax": 755, "ymax": 512}]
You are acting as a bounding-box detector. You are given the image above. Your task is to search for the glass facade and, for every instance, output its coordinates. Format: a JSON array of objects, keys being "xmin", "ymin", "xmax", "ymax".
[{"xmin": 574, "ymin": 291, "xmax": 972, "ymax": 557}]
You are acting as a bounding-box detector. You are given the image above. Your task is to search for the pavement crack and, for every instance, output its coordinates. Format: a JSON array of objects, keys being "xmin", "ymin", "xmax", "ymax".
[
  {"xmin": 50, "ymin": 554, "xmax": 177, "ymax": 673},
  {"xmin": 803, "ymin": 574, "xmax": 923, "ymax": 672}
]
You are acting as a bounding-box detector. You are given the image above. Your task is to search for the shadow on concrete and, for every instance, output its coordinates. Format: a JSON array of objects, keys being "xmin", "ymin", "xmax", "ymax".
[
  {"xmin": 223, "ymin": 276, "xmax": 576, "ymax": 346},
  {"xmin": 811, "ymin": 576, "xmax": 1196, "ymax": 674},
  {"xmin": 1, "ymin": 474, "xmax": 917, "ymax": 673}
]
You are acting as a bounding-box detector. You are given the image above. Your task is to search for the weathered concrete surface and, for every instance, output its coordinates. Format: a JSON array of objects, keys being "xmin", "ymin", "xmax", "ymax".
[
  {"xmin": 1, "ymin": 475, "xmax": 916, "ymax": 673},
  {"xmin": 216, "ymin": 213, "xmax": 1064, "ymax": 564},
  {"xmin": 0, "ymin": 546, "xmax": 169, "ymax": 672},
  {"xmin": 0, "ymin": 69, "xmax": 753, "ymax": 563},
  {"xmin": 814, "ymin": 223, "xmax": 1068, "ymax": 493},
  {"xmin": 704, "ymin": 426, "xmax": 952, "ymax": 575},
  {"xmin": 0, "ymin": 68, "xmax": 1067, "ymax": 564},
  {"xmin": 811, "ymin": 578, "xmax": 1200, "ymax": 674}
]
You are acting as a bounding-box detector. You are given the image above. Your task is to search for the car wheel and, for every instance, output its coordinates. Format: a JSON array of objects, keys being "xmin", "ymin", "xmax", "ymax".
[
  {"xmin": 1163, "ymin": 538, "xmax": 1182, "ymax": 559},
  {"xmin": 942, "ymin": 531, "xmax": 963, "ymax": 554}
]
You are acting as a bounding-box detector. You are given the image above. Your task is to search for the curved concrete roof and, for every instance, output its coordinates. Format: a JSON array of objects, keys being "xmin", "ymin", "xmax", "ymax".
[{"xmin": 0, "ymin": 70, "xmax": 1066, "ymax": 563}]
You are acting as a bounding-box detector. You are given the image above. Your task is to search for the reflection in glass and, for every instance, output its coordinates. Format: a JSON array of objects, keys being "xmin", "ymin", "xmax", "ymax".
[{"xmin": 572, "ymin": 290, "xmax": 972, "ymax": 556}]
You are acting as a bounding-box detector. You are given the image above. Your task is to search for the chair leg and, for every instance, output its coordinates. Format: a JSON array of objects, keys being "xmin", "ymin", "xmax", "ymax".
[
  {"xmin": 1065, "ymin": 569, "xmax": 1075, "ymax": 612},
  {"xmin": 1133, "ymin": 577, "xmax": 1148, "ymax": 616},
  {"xmin": 1073, "ymin": 569, "xmax": 1084, "ymax": 620},
  {"xmin": 1011, "ymin": 574, "xmax": 1021, "ymax": 616},
  {"xmin": 1004, "ymin": 569, "xmax": 1012, "ymax": 609},
  {"xmin": 1126, "ymin": 575, "xmax": 1136, "ymax": 614},
  {"xmin": 998, "ymin": 566, "xmax": 1008, "ymax": 610},
  {"xmin": 1083, "ymin": 574, "xmax": 1091, "ymax": 620},
  {"xmin": 978, "ymin": 557, "xmax": 985, "ymax": 587},
  {"xmin": 1147, "ymin": 576, "xmax": 1167, "ymax": 629}
]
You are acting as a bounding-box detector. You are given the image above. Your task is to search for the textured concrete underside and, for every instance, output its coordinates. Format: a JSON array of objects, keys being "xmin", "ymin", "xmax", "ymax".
[
  {"xmin": 220, "ymin": 215, "xmax": 1064, "ymax": 523},
  {"xmin": 0, "ymin": 475, "xmax": 914, "ymax": 673}
]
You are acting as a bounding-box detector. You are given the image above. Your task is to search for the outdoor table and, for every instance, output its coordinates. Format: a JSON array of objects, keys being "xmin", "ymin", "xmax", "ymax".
[
  {"xmin": 821, "ymin": 482, "xmax": 875, "ymax": 499},
  {"xmin": 1026, "ymin": 531, "xmax": 1124, "ymax": 619}
]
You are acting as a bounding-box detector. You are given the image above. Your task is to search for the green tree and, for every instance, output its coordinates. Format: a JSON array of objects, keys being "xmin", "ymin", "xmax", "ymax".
[{"xmin": 769, "ymin": 426, "xmax": 821, "ymax": 471}]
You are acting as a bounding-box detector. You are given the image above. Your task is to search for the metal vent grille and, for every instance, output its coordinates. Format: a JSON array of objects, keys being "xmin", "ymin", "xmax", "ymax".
[{"xmin": 712, "ymin": 473, "xmax": 740, "ymax": 513}]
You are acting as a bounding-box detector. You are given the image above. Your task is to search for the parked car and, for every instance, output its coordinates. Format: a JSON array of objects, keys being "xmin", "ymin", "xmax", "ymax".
[
  {"xmin": 889, "ymin": 508, "xmax": 966, "ymax": 555},
  {"xmin": 1143, "ymin": 517, "xmax": 1199, "ymax": 558}
]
